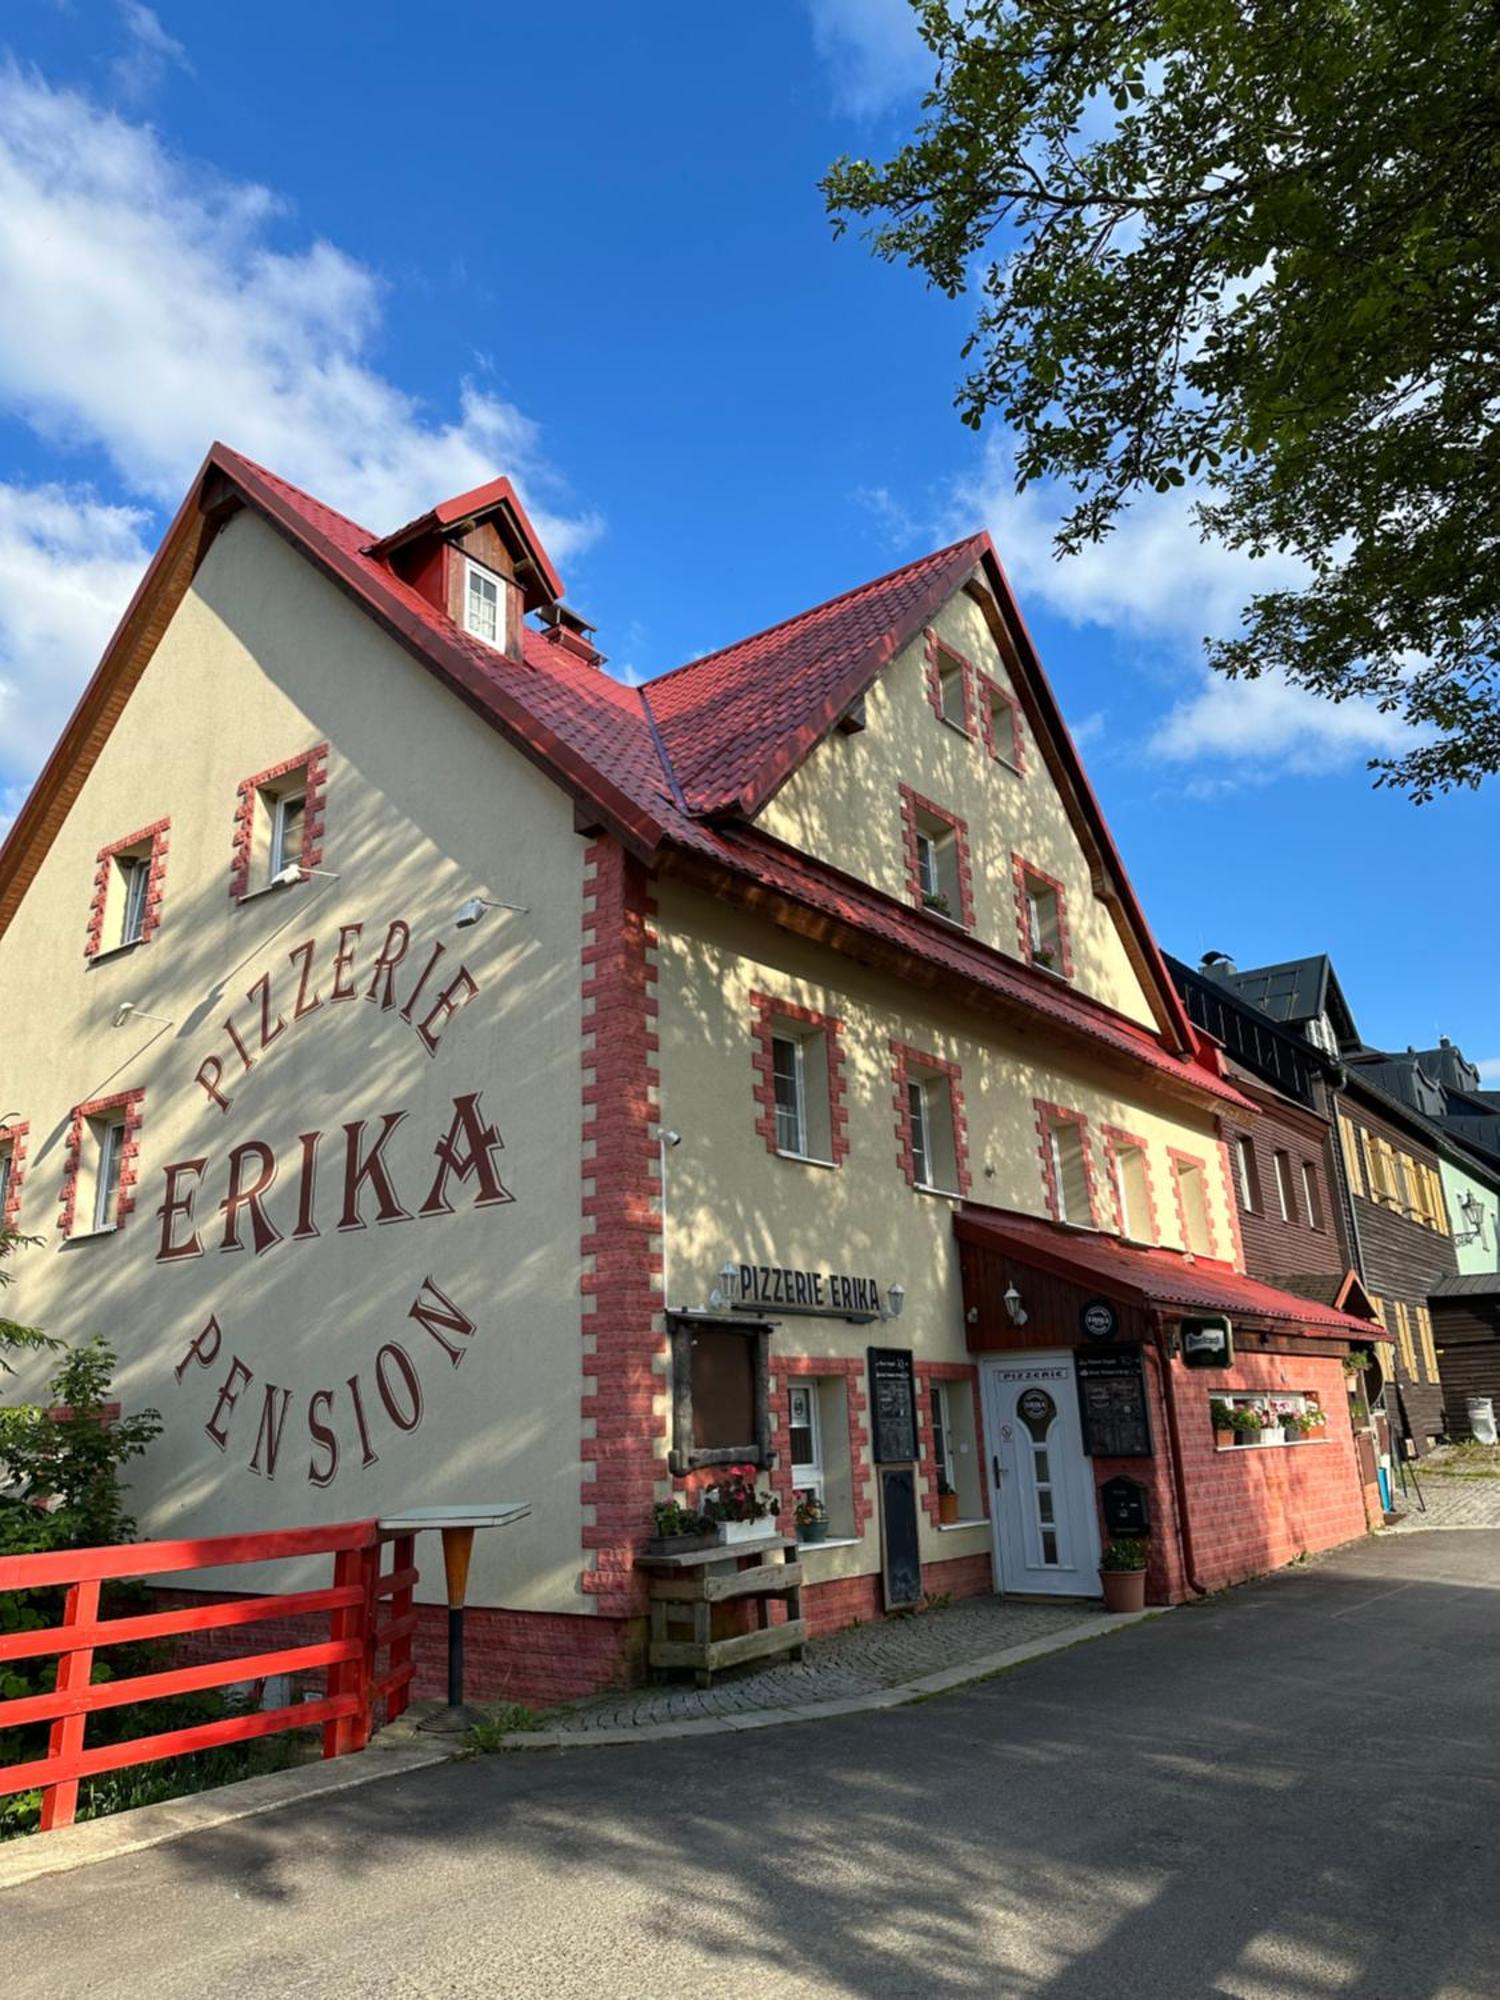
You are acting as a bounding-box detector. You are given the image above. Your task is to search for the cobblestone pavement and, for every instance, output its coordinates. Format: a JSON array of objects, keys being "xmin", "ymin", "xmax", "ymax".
[
  {"xmin": 1386, "ymin": 1453, "xmax": 1500, "ymax": 1530},
  {"xmin": 537, "ymin": 1594, "xmax": 1112, "ymax": 1732}
]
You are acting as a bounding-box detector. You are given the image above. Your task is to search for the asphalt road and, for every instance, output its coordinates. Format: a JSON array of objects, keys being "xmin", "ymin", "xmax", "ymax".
[{"xmin": 10, "ymin": 1531, "xmax": 1500, "ymax": 1999}]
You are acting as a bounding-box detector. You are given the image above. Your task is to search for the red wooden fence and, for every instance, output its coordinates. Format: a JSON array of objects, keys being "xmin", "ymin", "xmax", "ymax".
[{"xmin": 0, "ymin": 1518, "xmax": 418, "ymax": 1831}]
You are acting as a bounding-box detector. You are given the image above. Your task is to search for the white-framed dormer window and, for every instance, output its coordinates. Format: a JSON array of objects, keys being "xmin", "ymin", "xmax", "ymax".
[
  {"xmin": 268, "ymin": 789, "xmax": 306, "ymax": 882},
  {"xmin": 788, "ymin": 1381, "xmax": 824, "ymax": 1498},
  {"xmin": 464, "ymin": 559, "xmax": 504, "ymax": 648},
  {"xmin": 91, "ymin": 1114, "xmax": 125, "ymax": 1234}
]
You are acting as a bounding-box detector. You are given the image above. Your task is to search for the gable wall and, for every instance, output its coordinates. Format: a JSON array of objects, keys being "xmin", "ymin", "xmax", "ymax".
[
  {"xmin": 0, "ymin": 509, "xmax": 592, "ymax": 1613},
  {"xmin": 756, "ymin": 585, "xmax": 1158, "ymax": 1029}
]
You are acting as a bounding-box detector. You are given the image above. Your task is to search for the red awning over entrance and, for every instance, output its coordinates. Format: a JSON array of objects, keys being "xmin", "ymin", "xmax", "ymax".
[{"xmin": 953, "ymin": 1203, "xmax": 1387, "ymax": 1340}]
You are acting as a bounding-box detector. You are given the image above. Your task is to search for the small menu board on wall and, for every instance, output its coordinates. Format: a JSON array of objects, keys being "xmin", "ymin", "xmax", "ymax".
[
  {"xmin": 867, "ymin": 1347, "xmax": 917, "ymax": 1464},
  {"xmin": 1075, "ymin": 1347, "xmax": 1153, "ymax": 1458}
]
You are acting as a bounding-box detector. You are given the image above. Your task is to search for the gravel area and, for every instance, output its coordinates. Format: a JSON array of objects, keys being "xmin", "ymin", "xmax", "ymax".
[
  {"xmin": 1385, "ymin": 1447, "xmax": 1500, "ymax": 1529},
  {"xmin": 538, "ymin": 1593, "xmax": 1111, "ymax": 1732}
]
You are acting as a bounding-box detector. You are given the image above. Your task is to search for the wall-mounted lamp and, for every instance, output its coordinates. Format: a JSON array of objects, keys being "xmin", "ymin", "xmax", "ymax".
[
  {"xmin": 886, "ymin": 1282, "xmax": 906, "ymax": 1321},
  {"xmin": 965, "ymin": 1305, "xmax": 979, "ymax": 1325},
  {"xmin": 454, "ymin": 895, "xmax": 529, "ymax": 929},
  {"xmin": 111, "ymin": 1002, "xmax": 174, "ymax": 1030},
  {"xmin": 272, "ymin": 864, "xmax": 341, "ymax": 890},
  {"xmin": 708, "ymin": 1260, "xmax": 741, "ymax": 1313},
  {"xmin": 1003, "ymin": 1282, "xmax": 1028, "ymax": 1327}
]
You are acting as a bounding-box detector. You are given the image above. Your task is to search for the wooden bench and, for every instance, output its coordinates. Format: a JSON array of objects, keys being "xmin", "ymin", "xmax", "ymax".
[{"xmin": 637, "ymin": 1536, "xmax": 806, "ymax": 1687}]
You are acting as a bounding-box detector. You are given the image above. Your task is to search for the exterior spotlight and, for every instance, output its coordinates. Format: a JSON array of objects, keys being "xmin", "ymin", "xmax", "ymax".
[
  {"xmin": 1003, "ymin": 1283, "xmax": 1028, "ymax": 1327},
  {"xmin": 886, "ymin": 1282, "xmax": 906, "ymax": 1321},
  {"xmin": 661, "ymin": 1130, "xmax": 683, "ymax": 1149},
  {"xmin": 454, "ymin": 896, "xmax": 528, "ymax": 928},
  {"xmin": 272, "ymin": 864, "xmax": 341, "ymax": 890},
  {"xmin": 112, "ymin": 1002, "xmax": 173, "ymax": 1030}
]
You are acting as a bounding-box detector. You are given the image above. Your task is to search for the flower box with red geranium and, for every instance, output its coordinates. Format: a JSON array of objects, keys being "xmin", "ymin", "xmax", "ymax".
[{"xmin": 703, "ymin": 1464, "xmax": 781, "ymax": 1545}]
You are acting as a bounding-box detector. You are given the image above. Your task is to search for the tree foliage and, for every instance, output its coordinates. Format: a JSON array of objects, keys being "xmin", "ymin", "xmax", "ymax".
[{"xmin": 824, "ymin": 0, "xmax": 1500, "ymax": 797}]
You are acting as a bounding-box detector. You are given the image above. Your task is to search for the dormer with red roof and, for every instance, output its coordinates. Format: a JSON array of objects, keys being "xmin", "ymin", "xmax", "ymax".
[{"xmin": 367, "ymin": 473, "xmax": 565, "ymax": 662}]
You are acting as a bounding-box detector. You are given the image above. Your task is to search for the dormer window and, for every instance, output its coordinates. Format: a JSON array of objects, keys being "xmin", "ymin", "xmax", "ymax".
[{"xmin": 464, "ymin": 560, "xmax": 504, "ymax": 648}]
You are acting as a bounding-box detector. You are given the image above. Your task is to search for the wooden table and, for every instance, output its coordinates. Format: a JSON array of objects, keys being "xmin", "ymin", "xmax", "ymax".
[{"xmin": 637, "ymin": 1536, "xmax": 806, "ymax": 1687}]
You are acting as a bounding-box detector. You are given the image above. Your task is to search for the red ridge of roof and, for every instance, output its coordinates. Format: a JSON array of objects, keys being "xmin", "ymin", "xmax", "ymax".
[
  {"xmin": 647, "ymin": 536, "xmax": 988, "ymax": 814},
  {"xmin": 364, "ymin": 470, "xmax": 565, "ymax": 606},
  {"xmin": 955, "ymin": 1203, "xmax": 1387, "ymax": 1337}
]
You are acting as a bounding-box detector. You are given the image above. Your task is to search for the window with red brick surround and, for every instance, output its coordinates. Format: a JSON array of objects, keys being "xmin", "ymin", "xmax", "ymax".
[
  {"xmin": 1033, "ymin": 1098, "xmax": 1103, "ymax": 1227},
  {"xmin": 57, "ymin": 1090, "xmax": 145, "ymax": 1238},
  {"xmin": 915, "ymin": 1360, "xmax": 990, "ymax": 1527},
  {"xmin": 749, "ymin": 992, "xmax": 850, "ymax": 1166},
  {"xmin": 1011, "ymin": 855, "xmax": 1074, "ymax": 977},
  {"xmin": 1167, "ymin": 1145, "xmax": 1220, "ymax": 1258},
  {"xmin": 891, "ymin": 1040, "xmax": 972, "ymax": 1195},
  {"xmin": 230, "ymin": 743, "xmax": 329, "ymax": 900},
  {"xmin": 1100, "ymin": 1124, "xmax": 1160, "ymax": 1243},
  {"xmin": 978, "ymin": 672, "xmax": 1027, "ymax": 773},
  {"xmin": 0, "ymin": 1120, "xmax": 29, "ymax": 1232},
  {"xmin": 923, "ymin": 628, "xmax": 978, "ymax": 735},
  {"xmin": 85, "ymin": 820, "xmax": 170, "ymax": 960},
  {"xmin": 899, "ymin": 786, "xmax": 976, "ymax": 929},
  {"xmin": 769, "ymin": 1355, "xmax": 874, "ymax": 1540}
]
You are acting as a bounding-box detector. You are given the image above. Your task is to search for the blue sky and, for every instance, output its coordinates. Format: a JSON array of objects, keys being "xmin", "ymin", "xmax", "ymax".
[{"xmin": 0, "ymin": 0, "xmax": 1493, "ymax": 1073}]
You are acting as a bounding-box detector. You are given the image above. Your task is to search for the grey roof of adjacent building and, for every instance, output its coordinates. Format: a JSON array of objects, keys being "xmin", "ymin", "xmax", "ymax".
[
  {"xmin": 1429, "ymin": 1271, "xmax": 1500, "ymax": 1298},
  {"xmin": 1215, "ymin": 955, "xmax": 1361, "ymax": 1050}
]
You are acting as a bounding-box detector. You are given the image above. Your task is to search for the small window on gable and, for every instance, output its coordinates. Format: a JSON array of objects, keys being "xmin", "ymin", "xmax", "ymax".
[
  {"xmin": 1111, "ymin": 1138, "xmax": 1153, "ymax": 1242},
  {"xmin": 232, "ymin": 747, "xmax": 327, "ymax": 901},
  {"xmin": 1013, "ymin": 858, "xmax": 1070, "ymax": 977},
  {"xmin": 908, "ymin": 1068, "xmax": 960, "ymax": 1194},
  {"xmin": 981, "ymin": 679, "xmax": 1024, "ymax": 772},
  {"xmin": 915, "ymin": 811, "xmax": 961, "ymax": 920},
  {"xmin": 1301, "ymin": 1161, "xmax": 1324, "ymax": 1230},
  {"xmin": 1174, "ymin": 1157, "xmax": 1214, "ymax": 1256},
  {"xmin": 87, "ymin": 822, "xmax": 168, "ymax": 959},
  {"xmin": 1234, "ymin": 1135, "xmax": 1262, "ymax": 1214},
  {"xmin": 1040, "ymin": 1110, "xmax": 1095, "ymax": 1227},
  {"xmin": 936, "ymin": 649, "xmax": 969, "ymax": 730},
  {"xmin": 464, "ymin": 559, "xmax": 505, "ymax": 649}
]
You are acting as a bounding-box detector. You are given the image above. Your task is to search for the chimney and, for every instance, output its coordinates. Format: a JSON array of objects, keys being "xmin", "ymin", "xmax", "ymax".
[
  {"xmin": 536, "ymin": 602, "xmax": 606, "ymax": 670},
  {"xmin": 1200, "ymin": 950, "xmax": 1238, "ymax": 981}
]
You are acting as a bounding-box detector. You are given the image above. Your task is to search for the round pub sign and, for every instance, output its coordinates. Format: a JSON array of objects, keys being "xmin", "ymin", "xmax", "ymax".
[{"xmin": 1080, "ymin": 1297, "xmax": 1119, "ymax": 1342}]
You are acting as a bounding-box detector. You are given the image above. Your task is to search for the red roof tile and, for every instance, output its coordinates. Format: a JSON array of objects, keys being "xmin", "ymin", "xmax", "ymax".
[{"xmin": 955, "ymin": 1204, "xmax": 1387, "ymax": 1337}]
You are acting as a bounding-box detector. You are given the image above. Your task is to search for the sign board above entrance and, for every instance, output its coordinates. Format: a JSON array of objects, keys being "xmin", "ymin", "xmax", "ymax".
[{"xmin": 730, "ymin": 1263, "xmax": 888, "ymax": 1323}]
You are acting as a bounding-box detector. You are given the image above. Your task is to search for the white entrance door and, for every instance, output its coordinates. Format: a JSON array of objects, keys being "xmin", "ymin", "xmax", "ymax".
[{"xmin": 982, "ymin": 1352, "xmax": 1101, "ymax": 1596}]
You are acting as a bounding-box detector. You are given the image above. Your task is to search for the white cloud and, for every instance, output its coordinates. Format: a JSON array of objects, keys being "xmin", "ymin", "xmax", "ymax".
[
  {"xmin": 1476, "ymin": 1057, "xmax": 1500, "ymax": 1086},
  {"xmin": 955, "ymin": 434, "xmax": 1412, "ymax": 776},
  {"xmin": 807, "ymin": 0, "xmax": 931, "ymax": 117},
  {"xmin": 111, "ymin": 3, "xmax": 192, "ymax": 103},
  {"xmin": 0, "ymin": 64, "xmax": 600, "ymax": 814}
]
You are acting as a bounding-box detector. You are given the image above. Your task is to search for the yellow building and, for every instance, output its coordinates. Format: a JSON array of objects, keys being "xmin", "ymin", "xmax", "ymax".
[{"xmin": 0, "ymin": 445, "xmax": 1379, "ymax": 1701}]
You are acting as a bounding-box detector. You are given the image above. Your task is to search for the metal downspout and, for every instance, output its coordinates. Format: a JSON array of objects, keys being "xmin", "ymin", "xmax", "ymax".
[{"xmin": 1149, "ymin": 1311, "xmax": 1208, "ymax": 1597}]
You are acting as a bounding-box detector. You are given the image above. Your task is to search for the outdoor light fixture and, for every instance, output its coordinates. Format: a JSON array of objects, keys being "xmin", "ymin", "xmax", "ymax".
[
  {"xmin": 454, "ymin": 895, "xmax": 529, "ymax": 928},
  {"xmin": 886, "ymin": 1282, "xmax": 906, "ymax": 1321},
  {"xmin": 1003, "ymin": 1282, "xmax": 1028, "ymax": 1327},
  {"xmin": 111, "ymin": 1002, "xmax": 173, "ymax": 1030},
  {"xmin": 719, "ymin": 1261, "xmax": 739, "ymax": 1299}
]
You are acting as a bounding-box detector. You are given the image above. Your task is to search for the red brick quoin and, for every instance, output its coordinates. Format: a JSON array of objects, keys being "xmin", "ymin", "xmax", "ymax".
[
  {"xmin": 890, "ymin": 1040, "xmax": 972, "ymax": 1195},
  {"xmin": 57, "ymin": 1090, "xmax": 145, "ymax": 1238},
  {"xmin": 579, "ymin": 836, "xmax": 665, "ymax": 1622},
  {"xmin": 1033, "ymin": 1098, "xmax": 1103, "ymax": 1227},
  {"xmin": 229, "ymin": 743, "xmax": 329, "ymax": 900},
  {"xmin": 85, "ymin": 819, "xmax": 170, "ymax": 960},
  {"xmin": 899, "ymin": 786, "xmax": 976, "ymax": 930},
  {"xmin": 749, "ymin": 991, "xmax": 850, "ymax": 1165},
  {"xmin": 1, "ymin": 1120, "xmax": 29, "ymax": 1231}
]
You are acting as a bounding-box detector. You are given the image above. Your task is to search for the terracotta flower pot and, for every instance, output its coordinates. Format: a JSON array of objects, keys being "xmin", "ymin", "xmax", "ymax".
[
  {"xmin": 1101, "ymin": 1568, "xmax": 1148, "ymax": 1613},
  {"xmin": 1214, "ymin": 1429, "xmax": 1235, "ymax": 1450},
  {"xmin": 938, "ymin": 1491, "xmax": 960, "ymax": 1525}
]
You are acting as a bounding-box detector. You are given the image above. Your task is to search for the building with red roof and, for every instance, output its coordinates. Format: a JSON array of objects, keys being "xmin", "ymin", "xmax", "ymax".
[{"xmin": 0, "ymin": 446, "xmax": 1385, "ymax": 1701}]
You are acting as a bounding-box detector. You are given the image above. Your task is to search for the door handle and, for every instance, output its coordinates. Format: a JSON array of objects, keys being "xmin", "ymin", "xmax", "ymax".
[{"xmin": 992, "ymin": 1454, "xmax": 1002, "ymax": 1487}]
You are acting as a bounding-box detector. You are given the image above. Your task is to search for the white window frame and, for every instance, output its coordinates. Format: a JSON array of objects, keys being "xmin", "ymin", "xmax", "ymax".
[
  {"xmin": 936, "ymin": 651, "xmax": 967, "ymax": 731},
  {"xmin": 931, "ymin": 1380, "xmax": 955, "ymax": 1487},
  {"xmin": 91, "ymin": 1117, "xmax": 124, "ymax": 1235},
  {"xmin": 118, "ymin": 854, "xmax": 150, "ymax": 947},
  {"xmin": 1113, "ymin": 1140, "xmax": 1148, "ymax": 1241},
  {"xmin": 1176, "ymin": 1159, "xmax": 1212, "ymax": 1255},
  {"xmin": 916, "ymin": 830, "xmax": 940, "ymax": 902},
  {"xmin": 909, "ymin": 1078, "xmax": 933, "ymax": 1189},
  {"xmin": 1048, "ymin": 1121, "xmax": 1092, "ymax": 1226},
  {"xmin": 1301, "ymin": 1160, "xmax": 1324, "ymax": 1230},
  {"xmin": 788, "ymin": 1381, "xmax": 824, "ymax": 1497},
  {"xmin": 1273, "ymin": 1150, "xmax": 1297, "ymax": 1224},
  {"xmin": 1235, "ymin": 1135, "xmax": 1259, "ymax": 1213},
  {"xmin": 268, "ymin": 789, "xmax": 306, "ymax": 881},
  {"xmin": 464, "ymin": 558, "xmax": 504, "ymax": 649},
  {"xmin": 771, "ymin": 1032, "xmax": 808, "ymax": 1159},
  {"xmin": 0, "ymin": 1144, "xmax": 12, "ymax": 1222}
]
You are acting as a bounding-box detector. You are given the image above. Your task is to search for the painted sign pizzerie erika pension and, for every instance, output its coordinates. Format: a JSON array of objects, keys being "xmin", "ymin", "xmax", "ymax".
[{"xmin": 159, "ymin": 908, "xmax": 509, "ymax": 1489}]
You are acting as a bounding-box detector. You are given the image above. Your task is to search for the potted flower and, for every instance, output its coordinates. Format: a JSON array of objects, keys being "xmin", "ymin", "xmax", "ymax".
[
  {"xmin": 1099, "ymin": 1537, "xmax": 1149, "ymax": 1612},
  {"xmin": 645, "ymin": 1499, "xmax": 717, "ymax": 1558},
  {"xmin": 922, "ymin": 889, "xmax": 951, "ymax": 916},
  {"xmin": 936, "ymin": 1474, "xmax": 960, "ymax": 1526},
  {"xmin": 1293, "ymin": 1405, "xmax": 1328, "ymax": 1441},
  {"xmin": 1230, "ymin": 1405, "xmax": 1265, "ymax": 1445},
  {"xmin": 794, "ymin": 1490, "xmax": 829, "ymax": 1544},
  {"xmin": 1210, "ymin": 1400, "xmax": 1236, "ymax": 1449},
  {"xmin": 1033, "ymin": 942, "xmax": 1058, "ymax": 971},
  {"xmin": 703, "ymin": 1464, "xmax": 780, "ymax": 1545}
]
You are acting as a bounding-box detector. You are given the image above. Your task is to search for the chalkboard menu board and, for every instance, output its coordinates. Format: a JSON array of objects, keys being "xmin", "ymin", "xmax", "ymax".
[
  {"xmin": 879, "ymin": 1465, "xmax": 923, "ymax": 1609},
  {"xmin": 1075, "ymin": 1347, "xmax": 1153, "ymax": 1458},
  {"xmin": 867, "ymin": 1347, "xmax": 917, "ymax": 1464}
]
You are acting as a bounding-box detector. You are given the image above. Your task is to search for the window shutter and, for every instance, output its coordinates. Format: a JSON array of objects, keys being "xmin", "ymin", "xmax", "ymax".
[
  {"xmin": 1338, "ymin": 1115, "xmax": 1366, "ymax": 1199},
  {"xmin": 1392, "ymin": 1301, "xmax": 1417, "ymax": 1379},
  {"xmin": 1416, "ymin": 1306, "xmax": 1439, "ymax": 1383},
  {"xmin": 1428, "ymin": 1167, "xmax": 1450, "ymax": 1234}
]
